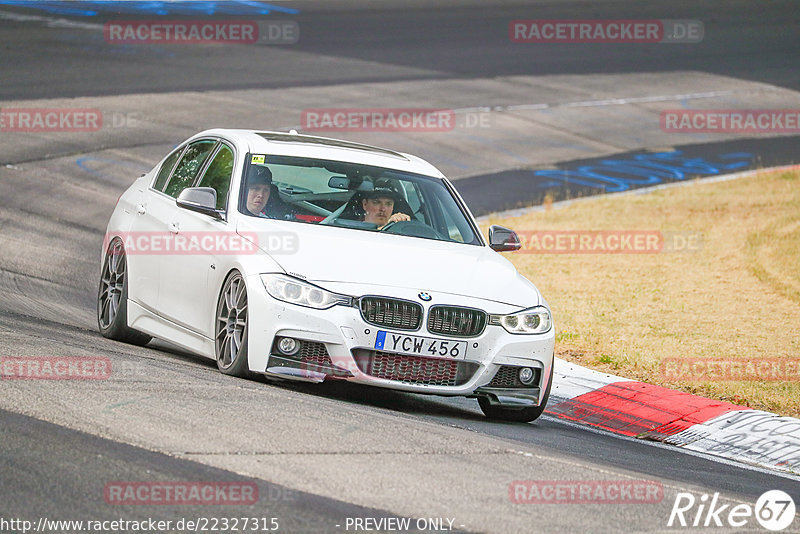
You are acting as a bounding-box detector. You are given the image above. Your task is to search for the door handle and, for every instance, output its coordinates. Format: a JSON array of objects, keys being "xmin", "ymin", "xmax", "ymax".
[
  {"xmin": 168, "ymin": 222, "xmax": 180, "ymax": 234},
  {"xmin": 136, "ymin": 204, "xmax": 146, "ymax": 215}
]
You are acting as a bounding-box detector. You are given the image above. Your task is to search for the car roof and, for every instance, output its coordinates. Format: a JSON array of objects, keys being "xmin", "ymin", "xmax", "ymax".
[{"xmin": 192, "ymin": 128, "xmax": 446, "ymax": 178}]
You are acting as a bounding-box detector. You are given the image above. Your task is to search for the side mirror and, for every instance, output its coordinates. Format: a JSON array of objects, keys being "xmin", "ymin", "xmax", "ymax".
[
  {"xmin": 176, "ymin": 187, "xmax": 224, "ymax": 220},
  {"xmin": 488, "ymin": 225, "xmax": 521, "ymax": 252}
]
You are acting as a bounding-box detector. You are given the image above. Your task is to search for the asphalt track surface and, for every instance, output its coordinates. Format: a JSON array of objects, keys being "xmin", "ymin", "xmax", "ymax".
[
  {"xmin": 1, "ymin": 1, "xmax": 799, "ymax": 533},
  {"xmin": 2, "ymin": 0, "xmax": 800, "ymax": 99}
]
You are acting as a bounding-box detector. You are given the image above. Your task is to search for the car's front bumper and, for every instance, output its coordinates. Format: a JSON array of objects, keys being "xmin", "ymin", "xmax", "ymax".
[{"xmin": 245, "ymin": 275, "xmax": 555, "ymax": 406}]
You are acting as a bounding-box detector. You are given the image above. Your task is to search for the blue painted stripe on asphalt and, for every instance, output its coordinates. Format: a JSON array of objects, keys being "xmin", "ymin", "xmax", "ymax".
[
  {"xmin": 76, "ymin": 156, "xmax": 149, "ymax": 180},
  {"xmin": 0, "ymin": 1, "xmax": 300, "ymax": 16}
]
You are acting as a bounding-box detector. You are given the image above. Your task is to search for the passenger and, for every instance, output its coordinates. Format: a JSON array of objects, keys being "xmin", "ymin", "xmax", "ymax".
[{"xmin": 245, "ymin": 165, "xmax": 295, "ymax": 220}]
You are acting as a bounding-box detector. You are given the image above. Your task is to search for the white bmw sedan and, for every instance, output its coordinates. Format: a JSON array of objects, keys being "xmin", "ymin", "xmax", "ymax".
[{"xmin": 98, "ymin": 129, "xmax": 555, "ymax": 422}]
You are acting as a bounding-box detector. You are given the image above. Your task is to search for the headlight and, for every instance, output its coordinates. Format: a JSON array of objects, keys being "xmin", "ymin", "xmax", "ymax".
[
  {"xmin": 261, "ymin": 274, "xmax": 353, "ymax": 309},
  {"xmin": 489, "ymin": 306, "xmax": 552, "ymax": 334}
]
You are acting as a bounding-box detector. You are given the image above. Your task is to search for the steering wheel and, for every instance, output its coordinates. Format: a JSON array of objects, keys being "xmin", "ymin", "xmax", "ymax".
[{"xmin": 380, "ymin": 219, "xmax": 448, "ymax": 240}]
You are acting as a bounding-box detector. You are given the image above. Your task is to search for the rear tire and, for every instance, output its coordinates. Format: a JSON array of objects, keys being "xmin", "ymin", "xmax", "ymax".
[
  {"xmin": 215, "ymin": 271, "xmax": 251, "ymax": 377},
  {"xmin": 478, "ymin": 364, "xmax": 554, "ymax": 422},
  {"xmin": 97, "ymin": 238, "xmax": 152, "ymax": 346}
]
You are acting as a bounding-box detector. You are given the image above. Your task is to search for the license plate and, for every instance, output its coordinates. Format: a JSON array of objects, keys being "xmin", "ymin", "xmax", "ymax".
[{"xmin": 374, "ymin": 331, "xmax": 467, "ymax": 358}]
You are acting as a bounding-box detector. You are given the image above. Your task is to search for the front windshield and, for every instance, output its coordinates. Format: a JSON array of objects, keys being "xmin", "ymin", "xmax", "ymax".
[{"xmin": 239, "ymin": 154, "xmax": 481, "ymax": 245}]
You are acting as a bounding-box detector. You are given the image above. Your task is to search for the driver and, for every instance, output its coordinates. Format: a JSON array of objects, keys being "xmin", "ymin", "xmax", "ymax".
[{"xmin": 361, "ymin": 180, "xmax": 411, "ymax": 229}]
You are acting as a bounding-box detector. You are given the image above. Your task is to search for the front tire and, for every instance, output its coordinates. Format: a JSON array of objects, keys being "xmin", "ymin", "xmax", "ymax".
[
  {"xmin": 97, "ymin": 238, "xmax": 152, "ymax": 346},
  {"xmin": 478, "ymin": 364, "xmax": 554, "ymax": 423},
  {"xmin": 215, "ymin": 271, "xmax": 250, "ymax": 377}
]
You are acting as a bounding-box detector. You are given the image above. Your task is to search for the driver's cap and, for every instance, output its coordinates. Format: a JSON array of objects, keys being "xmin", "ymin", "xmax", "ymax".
[{"xmin": 365, "ymin": 179, "xmax": 399, "ymax": 201}]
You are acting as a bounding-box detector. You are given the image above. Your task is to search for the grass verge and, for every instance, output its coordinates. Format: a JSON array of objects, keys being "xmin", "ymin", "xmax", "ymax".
[{"xmin": 482, "ymin": 168, "xmax": 800, "ymax": 417}]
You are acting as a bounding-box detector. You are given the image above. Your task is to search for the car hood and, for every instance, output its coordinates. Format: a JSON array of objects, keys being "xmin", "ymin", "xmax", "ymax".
[{"xmin": 237, "ymin": 219, "xmax": 542, "ymax": 308}]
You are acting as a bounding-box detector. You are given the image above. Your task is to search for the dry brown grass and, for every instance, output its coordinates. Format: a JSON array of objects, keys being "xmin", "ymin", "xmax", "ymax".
[{"xmin": 482, "ymin": 168, "xmax": 800, "ymax": 416}]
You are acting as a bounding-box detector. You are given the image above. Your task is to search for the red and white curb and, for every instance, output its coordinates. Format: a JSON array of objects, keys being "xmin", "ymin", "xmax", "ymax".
[{"xmin": 545, "ymin": 358, "xmax": 800, "ymax": 475}]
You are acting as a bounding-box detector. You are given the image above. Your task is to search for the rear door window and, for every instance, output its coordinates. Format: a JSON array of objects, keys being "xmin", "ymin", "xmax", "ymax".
[
  {"xmin": 152, "ymin": 145, "xmax": 184, "ymax": 192},
  {"xmin": 163, "ymin": 139, "xmax": 217, "ymax": 198}
]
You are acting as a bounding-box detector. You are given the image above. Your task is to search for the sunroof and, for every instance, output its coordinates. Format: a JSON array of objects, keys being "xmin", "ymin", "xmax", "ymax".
[{"xmin": 256, "ymin": 132, "xmax": 407, "ymax": 160}]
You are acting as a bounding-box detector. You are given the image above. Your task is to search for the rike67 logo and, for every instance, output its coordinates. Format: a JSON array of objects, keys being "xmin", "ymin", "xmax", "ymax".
[{"xmin": 668, "ymin": 490, "xmax": 796, "ymax": 531}]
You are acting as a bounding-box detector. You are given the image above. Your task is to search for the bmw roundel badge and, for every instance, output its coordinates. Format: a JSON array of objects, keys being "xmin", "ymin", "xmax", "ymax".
[{"xmin": 418, "ymin": 292, "xmax": 432, "ymax": 301}]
